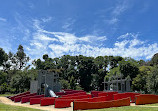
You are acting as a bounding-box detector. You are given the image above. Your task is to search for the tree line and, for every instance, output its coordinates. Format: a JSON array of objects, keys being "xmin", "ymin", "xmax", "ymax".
[{"xmin": 0, "ymin": 45, "xmax": 158, "ymax": 94}]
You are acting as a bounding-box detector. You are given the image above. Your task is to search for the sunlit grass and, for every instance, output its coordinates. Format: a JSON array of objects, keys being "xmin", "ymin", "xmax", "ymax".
[
  {"xmin": 0, "ymin": 103, "xmax": 42, "ymax": 111},
  {"xmin": 86, "ymin": 106, "xmax": 158, "ymax": 111}
]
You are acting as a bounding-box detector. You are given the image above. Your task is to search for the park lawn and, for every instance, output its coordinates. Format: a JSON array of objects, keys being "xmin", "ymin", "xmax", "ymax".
[
  {"xmin": 0, "ymin": 103, "xmax": 42, "ymax": 111},
  {"xmin": 145, "ymin": 103, "xmax": 158, "ymax": 106},
  {"xmin": 0, "ymin": 94, "xmax": 15, "ymax": 97},
  {"xmin": 86, "ymin": 106, "xmax": 158, "ymax": 111}
]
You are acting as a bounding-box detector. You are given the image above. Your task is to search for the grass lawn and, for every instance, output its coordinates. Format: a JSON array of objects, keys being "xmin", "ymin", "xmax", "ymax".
[
  {"xmin": 0, "ymin": 103, "xmax": 42, "ymax": 111},
  {"xmin": 145, "ymin": 103, "xmax": 158, "ymax": 106},
  {"xmin": 0, "ymin": 94, "xmax": 15, "ymax": 97},
  {"xmin": 86, "ymin": 106, "xmax": 158, "ymax": 111}
]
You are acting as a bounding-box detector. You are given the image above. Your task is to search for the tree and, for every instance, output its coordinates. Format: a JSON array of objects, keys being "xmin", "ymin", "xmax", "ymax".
[
  {"xmin": 138, "ymin": 59, "xmax": 146, "ymax": 66},
  {"xmin": 43, "ymin": 54, "xmax": 49, "ymax": 61},
  {"xmin": 15, "ymin": 45, "xmax": 29, "ymax": 70},
  {"xmin": 78, "ymin": 57, "xmax": 95, "ymax": 91},
  {"xmin": 0, "ymin": 71, "xmax": 7, "ymax": 85},
  {"xmin": 59, "ymin": 79, "xmax": 70, "ymax": 89},
  {"xmin": 150, "ymin": 53, "xmax": 158, "ymax": 66},
  {"xmin": 119, "ymin": 60, "xmax": 139, "ymax": 79},
  {"xmin": 132, "ymin": 66, "xmax": 153, "ymax": 93},
  {"xmin": 69, "ymin": 76, "xmax": 76, "ymax": 90},
  {"xmin": 10, "ymin": 71, "xmax": 31, "ymax": 93},
  {"xmin": 0, "ymin": 71, "xmax": 8, "ymax": 94},
  {"xmin": 8, "ymin": 45, "xmax": 29, "ymax": 70},
  {"xmin": 0, "ymin": 48, "xmax": 8, "ymax": 66},
  {"xmin": 93, "ymin": 56, "xmax": 108, "ymax": 90},
  {"xmin": 0, "ymin": 48, "xmax": 9, "ymax": 71},
  {"xmin": 146, "ymin": 67, "xmax": 158, "ymax": 94},
  {"xmin": 109, "ymin": 56, "xmax": 123, "ymax": 69}
]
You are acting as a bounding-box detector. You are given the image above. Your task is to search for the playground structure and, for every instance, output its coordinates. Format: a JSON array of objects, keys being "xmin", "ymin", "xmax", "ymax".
[
  {"xmin": 103, "ymin": 74, "xmax": 131, "ymax": 92},
  {"xmin": 6, "ymin": 70, "xmax": 158, "ymax": 110},
  {"xmin": 30, "ymin": 70, "xmax": 61, "ymax": 97}
]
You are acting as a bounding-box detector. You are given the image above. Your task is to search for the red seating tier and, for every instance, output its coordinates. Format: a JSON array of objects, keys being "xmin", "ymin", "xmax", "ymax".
[
  {"xmin": 73, "ymin": 97, "xmax": 130, "ymax": 110},
  {"xmin": 40, "ymin": 97, "xmax": 55, "ymax": 106},
  {"xmin": 135, "ymin": 94, "xmax": 158, "ymax": 105}
]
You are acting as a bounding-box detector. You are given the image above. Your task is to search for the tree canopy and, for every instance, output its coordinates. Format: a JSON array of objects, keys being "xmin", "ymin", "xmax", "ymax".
[{"xmin": 0, "ymin": 45, "xmax": 158, "ymax": 94}]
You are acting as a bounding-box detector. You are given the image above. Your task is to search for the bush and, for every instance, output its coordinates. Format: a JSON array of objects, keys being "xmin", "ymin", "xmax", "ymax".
[{"xmin": 59, "ymin": 79, "xmax": 70, "ymax": 89}]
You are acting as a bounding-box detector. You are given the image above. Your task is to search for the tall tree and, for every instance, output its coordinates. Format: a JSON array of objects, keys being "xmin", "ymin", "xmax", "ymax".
[
  {"xmin": 146, "ymin": 67, "xmax": 158, "ymax": 94},
  {"xmin": 15, "ymin": 45, "xmax": 29, "ymax": 70},
  {"xmin": 78, "ymin": 57, "xmax": 95, "ymax": 91},
  {"xmin": 0, "ymin": 48, "xmax": 8, "ymax": 71},
  {"xmin": 119, "ymin": 60, "xmax": 139, "ymax": 79},
  {"xmin": 93, "ymin": 56, "xmax": 108, "ymax": 90},
  {"xmin": 132, "ymin": 66, "xmax": 153, "ymax": 93},
  {"xmin": 150, "ymin": 53, "xmax": 158, "ymax": 66}
]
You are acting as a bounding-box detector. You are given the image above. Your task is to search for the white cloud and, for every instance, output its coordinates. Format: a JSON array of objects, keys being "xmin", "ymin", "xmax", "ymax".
[
  {"xmin": 30, "ymin": 42, "xmax": 43, "ymax": 48},
  {"xmin": 0, "ymin": 17, "xmax": 7, "ymax": 22},
  {"xmin": 33, "ymin": 33, "xmax": 58, "ymax": 41},
  {"xmin": 129, "ymin": 39, "xmax": 145, "ymax": 48},
  {"xmin": 62, "ymin": 18, "xmax": 75, "ymax": 31},
  {"xmin": 107, "ymin": 18, "xmax": 118, "ymax": 24},
  {"xmin": 112, "ymin": 0, "xmax": 129, "ymax": 16},
  {"xmin": 115, "ymin": 40, "xmax": 129, "ymax": 48},
  {"xmin": 41, "ymin": 17, "xmax": 52, "ymax": 23},
  {"xmin": 117, "ymin": 33, "xmax": 139, "ymax": 39},
  {"xmin": 26, "ymin": 19, "xmax": 158, "ymax": 60}
]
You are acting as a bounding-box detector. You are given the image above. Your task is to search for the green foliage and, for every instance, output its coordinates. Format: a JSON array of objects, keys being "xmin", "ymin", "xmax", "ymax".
[
  {"xmin": 15, "ymin": 45, "xmax": 30, "ymax": 70},
  {"xmin": 146, "ymin": 67, "xmax": 158, "ymax": 94},
  {"xmin": 0, "ymin": 48, "xmax": 8, "ymax": 66},
  {"xmin": 69, "ymin": 76, "xmax": 76, "ymax": 90},
  {"xmin": 119, "ymin": 59, "xmax": 139, "ymax": 79},
  {"xmin": 132, "ymin": 66, "xmax": 153, "ymax": 93},
  {"xmin": 138, "ymin": 59, "xmax": 146, "ymax": 66},
  {"xmin": 150, "ymin": 53, "xmax": 158, "ymax": 66},
  {"xmin": 1, "ymin": 44, "xmax": 158, "ymax": 94},
  {"xmin": 107, "ymin": 67, "xmax": 120, "ymax": 76},
  {"xmin": 78, "ymin": 57, "xmax": 95, "ymax": 91},
  {"xmin": 59, "ymin": 79, "xmax": 70, "ymax": 89},
  {"xmin": 10, "ymin": 71, "xmax": 31, "ymax": 93},
  {"xmin": 7, "ymin": 45, "xmax": 29, "ymax": 70},
  {"xmin": 43, "ymin": 54, "xmax": 49, "ymax": 61},
  {"xmin": 109, "ymin": 56, "xmax": 123, "ymax": 69},
  {"xmin": 0, "ymin": 71, "xmax": 7, "ymax": 85},
  {"xmin": 0, "ymin": 82, "xmax": 9, "ymax": 94}
]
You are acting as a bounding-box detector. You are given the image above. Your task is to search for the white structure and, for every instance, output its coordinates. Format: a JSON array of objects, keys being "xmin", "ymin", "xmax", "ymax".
[
  {"xmin": 30, "ymin": 70, "xmax": 61, "ymax": 97},
  {"xmin": 103, "ymin": 74, "xmax": 131, "ymax": 92}
]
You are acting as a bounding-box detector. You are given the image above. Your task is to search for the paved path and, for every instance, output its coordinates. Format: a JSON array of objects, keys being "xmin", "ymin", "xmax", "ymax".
[{"xmin": 0, "ymin": 97, "xmax": 73, "ymax": 111}]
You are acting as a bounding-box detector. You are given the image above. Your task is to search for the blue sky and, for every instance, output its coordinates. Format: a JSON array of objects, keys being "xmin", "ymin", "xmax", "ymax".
[{"xmin": 0, "ymin": 0, "xmax": 158, "ymax": 61}]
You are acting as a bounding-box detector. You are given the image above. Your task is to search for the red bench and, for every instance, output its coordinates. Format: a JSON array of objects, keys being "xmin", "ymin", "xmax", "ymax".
[
  {"xmin": 14, "ymin": 93, "xmax": 37, "ymax": 102},
  {"xmin": 73, "ymin": 97, "xmax": 130, "ymax": 110},
  {"xmin": 114, "ymin": 92, "xmax": 140, "ymax": 103},
  {"xmin": 9, "ymin": 91, "xmax": 30, "ymax": 101},
  {"xmin": 30, "ymin": 98, "xmax": 42, "ymax": 105},
  {"xmin": 98, "ymin": 92, "xmax": 108, "ymax": 97},
  {"xmin": 21, "ymin": 94, "xmax": 44, "ymax": 103},
  {"xmin": 91, "ymin": 91, "xmax": 103, "ymax": 97},
  {"xmin": 62, "ymin": 92, "xmax": 86, "ymax": 98},
  {"xmin": 136, "ymin": 94, "xmax": 158, "ymax": 105},
  {"xmin": 40, "ymin": 97, "xmax": 55, "ymax": 106},
  {"xmin": 55, "ymin": 95, "xmax": 92, "ymax": 108},
  {"xmin": 75, "ymin": 96, "xmax": 113, "ymax": 102},
  {"xmin": 55, "ymin": 99, "xmax": 73, "ymax": 108}
]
